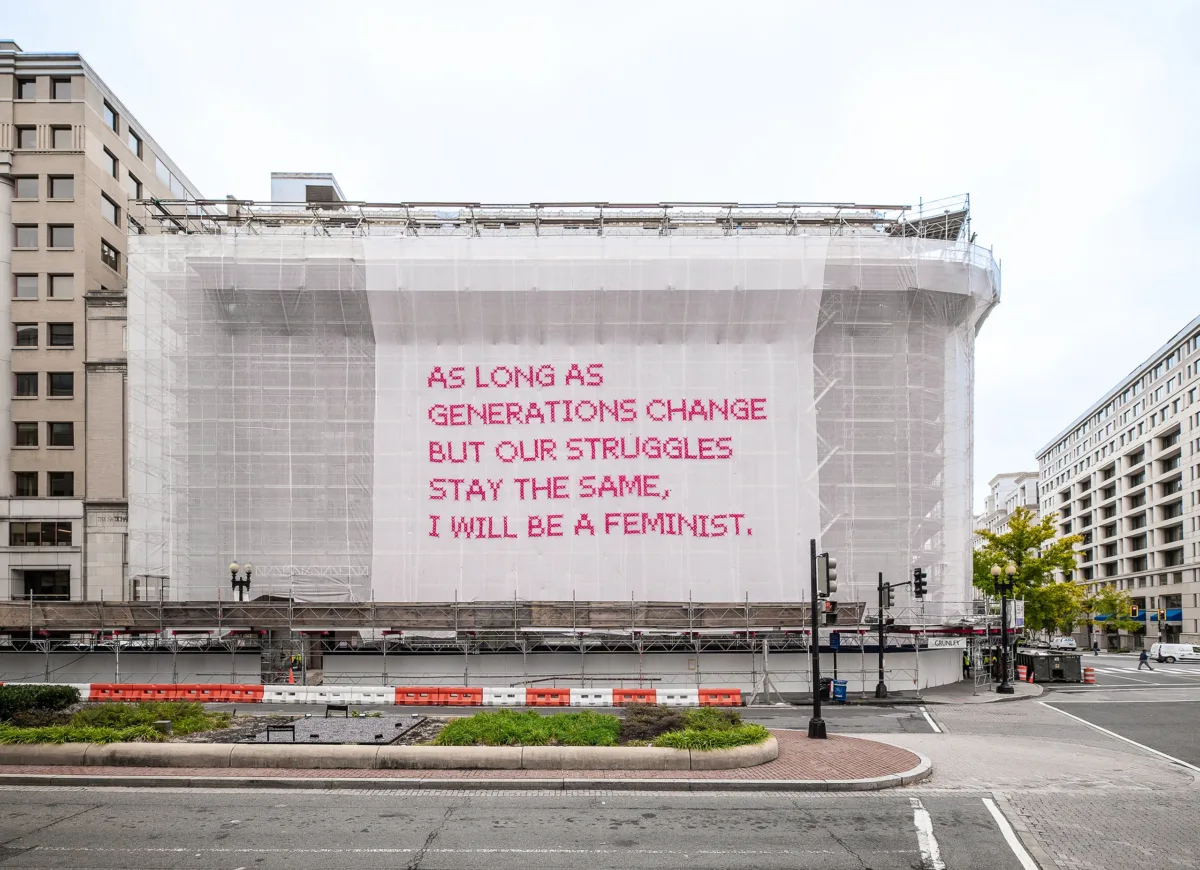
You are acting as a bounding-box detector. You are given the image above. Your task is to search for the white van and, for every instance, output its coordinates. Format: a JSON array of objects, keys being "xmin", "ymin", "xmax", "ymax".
[
  {"xmin": 1150, "ymin": 643, "xmax": 1200, "ymax": 663},
  {"xmin": 1050, "ymin": 637, "xmax": 1077, "ymax": 650}
]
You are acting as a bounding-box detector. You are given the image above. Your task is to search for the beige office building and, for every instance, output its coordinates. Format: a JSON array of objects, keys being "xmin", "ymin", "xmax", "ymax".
[
  {"xmin": 1036, "ymin": 316, "xmax": 1200, "ymax": 644},
  {"xmin": 1, "ymin": 40, "xmax": 200, "ymax": 601}
]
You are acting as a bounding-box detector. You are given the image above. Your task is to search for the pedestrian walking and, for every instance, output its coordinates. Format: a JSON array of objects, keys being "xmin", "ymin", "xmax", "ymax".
[
  {"xmin": 962, "ymin": 649, "xmax": 971, "ymax": 679},
  {"xmin": 1138, "ymin": 649, "xmax": 1154, "ymax": 670},
  {"xmin": 1092, "ymin": 641, "xmax": 1100, "ymax": 656}
]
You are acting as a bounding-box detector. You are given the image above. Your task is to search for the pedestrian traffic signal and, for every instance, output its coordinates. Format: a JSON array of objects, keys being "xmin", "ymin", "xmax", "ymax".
[
  {"xmin": 825, "ymin": 600, "xmax": 839, "ymax": 625},
  {"xmin": 1130, "ymin": 604, "xmax": 1139, "ymax": 618},
  {"xmin": 817, "ymin": 553, "xmax": 837, "ymax": 597},
  {"xmin": 913, "ymin": 567, "xmax": 928, "ymax": 599}
]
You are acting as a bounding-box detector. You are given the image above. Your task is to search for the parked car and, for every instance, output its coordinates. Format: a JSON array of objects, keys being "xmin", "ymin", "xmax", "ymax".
[
  {"xmin": 1150, "ymin": 643, "xmax": 1200, "ymax": 663},
  {"xmin": 1050, "ymin": 637, "xmax": 1077, "ymax": 650}
]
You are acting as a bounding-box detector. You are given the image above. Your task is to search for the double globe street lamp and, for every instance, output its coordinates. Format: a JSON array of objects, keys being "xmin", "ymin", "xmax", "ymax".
[
  {"xmin": 229, "ymin": 561, "xmax": 253, "ymax": 602},
  {"xmin": 990, "ymin": 562, "xmax": 1016, "ymax": 694}
]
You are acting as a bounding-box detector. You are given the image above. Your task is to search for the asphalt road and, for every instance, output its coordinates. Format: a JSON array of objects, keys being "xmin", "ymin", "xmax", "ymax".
[
  {"xmin": 1044, "ymin": 698, "xmax": 1200, "ymax": 766},
  {"xmin": 209, "ymin": 703, "xmax": 938, "ymax": 735},
  {"xmin": 0, "ymin": 787, "xmax": 1030, "ymax": 870},
  {"xmin": 1080, "ymin": 653, "xmax": 1200, "ymax": 688}
]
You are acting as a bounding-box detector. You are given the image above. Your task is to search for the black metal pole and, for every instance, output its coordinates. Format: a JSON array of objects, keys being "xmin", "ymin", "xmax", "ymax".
[
  {"xmin": 997, "ymin": 584, "xmax": 1014, "ymax": 694},
  {"xmin": 875, "ymin": 572, "xmax": 887, "ymax": 698},
  {"xmin": 808, "ymin": 538, "xmax": 826, "ymax": 739}
]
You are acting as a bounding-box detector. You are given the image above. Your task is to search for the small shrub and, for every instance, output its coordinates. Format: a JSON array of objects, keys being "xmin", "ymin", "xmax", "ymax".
[
  {"xmin": 433, "ymin": 709, "xmax": 621, "ymax": 747},
  {"xmin": 72, "ymin": 702, "xmax": 229, "ymax": 736},
  {"xmin": 652, "ymin": 724, "xmax": 770, "ymax": 751},
  {"xmin": 0, "ymin": 724, "xmax": 164, "ymax": 745},
  {"xmin": 680, "ymin": 707, "xmax": 741, "ymax": 732},
  {"xmin": 618, "ymin": 704, "xmax": 684, "ymax": 743},
  {"xmin": 0, "ymin": 685, "xmax": 81, "ymax": 722}
]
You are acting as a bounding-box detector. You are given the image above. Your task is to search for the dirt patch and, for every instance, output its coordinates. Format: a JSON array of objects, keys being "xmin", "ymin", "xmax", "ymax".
[{"xmin": 178, "ymin": 714, "xmax": 297, "ymax": 744}]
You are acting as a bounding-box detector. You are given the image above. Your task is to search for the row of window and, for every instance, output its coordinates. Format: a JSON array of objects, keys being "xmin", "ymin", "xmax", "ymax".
[
  {"xmin": 14, "ymin": 274, "xmax": 74, "ymax": 300},
  {"xmin": 14, "ymin": 323, "xmax": 74, "ymax": 349},
  {"xmin": 14, "ymin": 174, "xmax": 74, "ymax": 199},
  {"xmin": 15, "ymin": 421, "xmax": 76, "ymax": 448},
  {"xmin": 13, "ymin": 471, "xmax": 74, "ymax": 498},
  {"xmin": 12, "ymin": 225, "xmax": 121, "ymax": 271},
  {"xmin": 12, "ymin": 125, "xmax": 74, "ymax": 150},
  {"xmin": 15, "ymin": 372, "xmax": 74, "ymax": 398},
  {"xmin": 15, "ymin": 76, "xmax": 74, "ymax": 101},
  {"xmin": 9, "ymin": 521, "xmax": 73, "ymax": 548}
]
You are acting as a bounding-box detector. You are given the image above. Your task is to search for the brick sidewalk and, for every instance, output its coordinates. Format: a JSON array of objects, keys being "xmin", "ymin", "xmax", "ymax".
[{"xmin": 0, "ymin": 731, "xmax": 922, "ymax": 785}]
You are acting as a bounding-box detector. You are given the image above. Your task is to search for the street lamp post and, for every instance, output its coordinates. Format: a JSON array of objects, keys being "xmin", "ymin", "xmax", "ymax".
[
  {"xmin": 992, "ymin": 562, "xmax": 1016, "ymax": 694},
  {"xmin": 229, "ymin": 561, "xmax": 253, "ymax": 602}
]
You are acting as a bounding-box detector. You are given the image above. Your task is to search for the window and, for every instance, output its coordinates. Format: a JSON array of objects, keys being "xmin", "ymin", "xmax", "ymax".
[
  {"xmin": 100, "ymin": 239, "xmax": 120, "ymax": 271},
  {"xmin": 52, "ymin": 126, "xmax": 72, "ymax": 149},
  {"xmin": 14, "ymin": 324, "xmax": 38, "ymax": 348},
  {"xmin": 48, "ymin": 472, "xmax": 74, "ymax": 497},
  {"xmin": 103, "ymin": 148, "xmax": 118, "ymax": 178},
  {"xmin": 127, "ymin": 129, "xmax": 142, "ymax": 158},
  {"xmin": 15, "ymin": 373, "xmax": 37, "ymax": 398},
  {"xmin": 48, "ymin": 323, "xmax": 74, "ymax": 347},
  {"xmin": 155, "ymin": 154, "xmax": 170, "ymax": 185},
  {"xmin": 10, "ymin": 521, "xmax": 73, "ymax": 547},
  {"xmin": 16, "ymin": 77, "xmax": 36, "ymax": 100},
  {"xmin": 14, "ymin": 176, "xmax": 37, "ymax": 198},
  {"xmin": 46, "ymin": 175, "xmax": 73, "ymax": 200},
  {"xmin": 21, "ymin": 569, "xmax": 70, "ymax": 600},
  {"xmin": 14, "ymin": 472, "xmax": 38, "ymax": 498},
  {"xmin": 14, "ymin": 422, "xmax": 38, "ymax": 447},
  {"xmin": 14, "ymin": 275, "xmax": 38, "ymax": 299},
  {"xmin": 48, "ymin": 373, "xmax": 73, "ymax": 398},
  {"xmin": 103, "ymin": 101, "xmax": 118, "ymax": 131},
  {"xmin": 51, "ymin": 78, "xmax": 71, "ymax": 100},
  {"xmin": 125, "ymin": 172, "xmax": 142, "ymax": 200},
  {"xmin": 49, "ymin": 274, "xmax": 74, "ymax": 299},
  {"xmin": 101, "ymin": 193, "xmax": 120, "ymax": 225},
  {"xmin": 49, "ymin": 422, "xmax": 74, "ymax": 447},
  {"xmin": 14, "ymin": 225, "xmax": 37, "ymax": 248},
  {"xmin": 48, "ymin": 225, "xmax": 74, "ymax": 249}
]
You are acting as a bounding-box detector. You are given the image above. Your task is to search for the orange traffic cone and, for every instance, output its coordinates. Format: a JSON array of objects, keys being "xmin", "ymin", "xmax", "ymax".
[{"xmin": 288, "ymin": 668, "xmax": 295, "ymax": 684}]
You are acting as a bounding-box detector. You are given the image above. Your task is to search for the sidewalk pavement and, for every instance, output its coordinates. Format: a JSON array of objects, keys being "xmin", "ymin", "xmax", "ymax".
[
  {"xmin": 804, "ymin": 678, "xmax": 1043, "ymax": 707},
  {"xmin": 0, "ymin": 730, "xmax": 929, "ymax": 792}
]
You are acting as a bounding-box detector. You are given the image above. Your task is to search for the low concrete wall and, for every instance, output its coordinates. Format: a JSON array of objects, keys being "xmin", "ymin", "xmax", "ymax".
[{"xmin": 0, "ymin": 737, "xmax": 777, "ymax": 772}]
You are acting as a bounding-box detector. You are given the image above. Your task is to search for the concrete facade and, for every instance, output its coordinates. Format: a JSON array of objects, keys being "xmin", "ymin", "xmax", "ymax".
[
  {"xmin": 1037, "ymin": 315, "xmax": 1200, "ymax": 644},
  {"xmin": 1, "ymin": 40, "xmax": 199, "ymax": 602}
]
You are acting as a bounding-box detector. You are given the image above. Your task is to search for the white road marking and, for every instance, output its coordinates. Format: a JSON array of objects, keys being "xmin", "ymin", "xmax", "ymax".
[
  {"xmin": 919, "ymin": 706, "xmax": 942, "ymax": 733},
  {"xmin": 909, "ymin": 797, "xmax": 945, "ymax": 869},
  {"xmin": 1041, "ymin": 702, "xmax": 1200, "ymax": 773},
  {"xmin": 28, "ymin": 846, "xmax": 914, "ymax": 856},
  {"xmin": 982, "ymin": 797, "xmax": 1039, "ymax": 870}
]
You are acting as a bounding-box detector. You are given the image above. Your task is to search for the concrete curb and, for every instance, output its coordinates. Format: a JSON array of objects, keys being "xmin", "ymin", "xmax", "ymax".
[
  {"xmin": 0, "ymin": 736, "xmax": 778, "ymax": 772},
  {"xmin": 0, "ymin": 751, "xmax": 929, "ymax": 793}
]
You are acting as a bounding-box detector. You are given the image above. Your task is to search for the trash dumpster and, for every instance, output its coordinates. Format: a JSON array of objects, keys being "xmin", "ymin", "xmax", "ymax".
[
  {"xmin": 833, "ymin": 679, "xmax": 848, "ymax": 703},
  {"xmin": 819, "ymin": 677, "xmax": 833, "ymax": 700},
  {"xmin": 1052, "ymin": 653, "xmax": 1083, "ymax": 682},
  {"xmin": 1029, "ymin": 654, "xmax": 1053, "ymax": 682}
]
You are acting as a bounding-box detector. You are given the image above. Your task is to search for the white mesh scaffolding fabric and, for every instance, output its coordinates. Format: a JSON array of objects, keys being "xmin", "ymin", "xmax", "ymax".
[{"xmin": 127, "ymin": 223, "xmax": 998, "ymax": 619}]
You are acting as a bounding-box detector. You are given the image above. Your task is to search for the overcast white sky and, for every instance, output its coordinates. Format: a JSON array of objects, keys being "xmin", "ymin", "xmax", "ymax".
[{"xmin": 6, "ymin": 0, "xmax": 1199, "ymax": 509}]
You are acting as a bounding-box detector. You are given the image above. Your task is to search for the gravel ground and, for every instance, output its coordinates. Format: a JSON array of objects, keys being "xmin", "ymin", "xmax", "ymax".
[{"xmin": 180, "ymin": 714, "xmax": 446, "ymax": 746}]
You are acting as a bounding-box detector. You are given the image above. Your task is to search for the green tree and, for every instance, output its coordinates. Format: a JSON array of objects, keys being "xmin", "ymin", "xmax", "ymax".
[
  {"xmin": 1086, "ymin": 585, "xmax": 1142, "ymax": 635},
  {"xmin": 973, "ymin": 506, "xmax": 1082, "ymax": 594},
  {"xmin": 1025, "ymin": 581, "xmax": 1089, "ymax": 636}
]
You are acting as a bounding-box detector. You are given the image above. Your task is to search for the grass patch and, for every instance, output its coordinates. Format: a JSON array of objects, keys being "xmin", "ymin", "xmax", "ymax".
[
  {"xmin": 0, "ymin": 724, "xmax": 165, "ymax": 745},
  {"xmin": 652, "ymin": 723, "xmax": 770, "ymax": 751},
  {"xmin": 432, "ymin": 705, "xmax": 764, "ymax": 751},
  {"xmin": 433, "ymin": 709, "xmax": 621, "ymax": 747},
  {"xmin": 70, "ymin": 702, "xmax": 230, "ymax": 736}
]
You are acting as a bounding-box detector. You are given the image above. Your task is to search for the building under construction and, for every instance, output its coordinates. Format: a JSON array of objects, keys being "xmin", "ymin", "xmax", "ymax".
[{"xmin": 1, "ymin": 186, "xmax": 1001, "ymax": 692}]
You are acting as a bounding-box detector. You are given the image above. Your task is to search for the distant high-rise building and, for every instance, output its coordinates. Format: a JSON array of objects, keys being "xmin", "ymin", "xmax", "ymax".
[
  {"xmin": 1036, "ymin": 316, "xmax": 1200, "ymax": 644},
  {"xmin": 1, "ymin": 39, "xmax": 200, "ymax": 601},
  {"xmin": 971, "ymin": 471, "xmax": 1040, "ymax": 550}
]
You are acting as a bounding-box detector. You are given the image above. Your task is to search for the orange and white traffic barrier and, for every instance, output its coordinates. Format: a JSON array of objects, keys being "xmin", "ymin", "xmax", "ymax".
[
  {"xmin": 1083, "ymin": 667, "xmax": 1096, "ymax": 684},
  {"xmin": 1015, "ymin": 665, "xmax": 1027, "ymax": 682}
]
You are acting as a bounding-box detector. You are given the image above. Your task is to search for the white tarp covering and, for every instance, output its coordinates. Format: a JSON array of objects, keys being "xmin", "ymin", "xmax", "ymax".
[{"xmin": 127, "ymin": 230, "xmax": 997, "ymax": 616}]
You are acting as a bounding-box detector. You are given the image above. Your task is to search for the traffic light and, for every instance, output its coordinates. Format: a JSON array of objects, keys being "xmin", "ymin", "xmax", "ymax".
[
  {"xmin": 885, "ymin": 583, "xmax": 895, "ymax": 608},
  {"xmin": 824, "ymin": 600, "xmax": 839, "ymax": 625},
  {"xmin": 913, "ymin": 567, "xmax": 928, "ymax": 599},
  {"xmin": 1130, "ymin": 604, "xmax": 1139, "ymax": 618},
  {"xmin": 816, "ymin": 553, "xmax": 838, "ymax": 598},
  {"xmin": 1158, "ymin": 609, "xmax": 1167, "ymax": 625}
]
